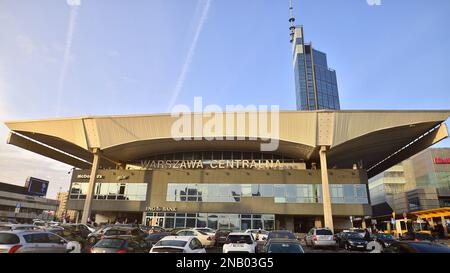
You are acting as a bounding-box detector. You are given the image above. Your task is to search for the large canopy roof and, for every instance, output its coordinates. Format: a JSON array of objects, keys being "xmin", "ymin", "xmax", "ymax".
[{"xmin": 4, "ymin": 110, "xmax": 450, "ymax": 178}]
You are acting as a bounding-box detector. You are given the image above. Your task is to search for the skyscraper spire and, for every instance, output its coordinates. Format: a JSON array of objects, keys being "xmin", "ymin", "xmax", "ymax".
[{"xmin": 289, "ymin": 0, "xmax": 296, "ymax": 43}]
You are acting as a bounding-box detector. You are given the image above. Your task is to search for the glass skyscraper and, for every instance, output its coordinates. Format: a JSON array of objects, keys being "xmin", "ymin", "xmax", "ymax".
[{"xmin": 292, "ymin": 26, "xmax": 340, "ymax": 110}]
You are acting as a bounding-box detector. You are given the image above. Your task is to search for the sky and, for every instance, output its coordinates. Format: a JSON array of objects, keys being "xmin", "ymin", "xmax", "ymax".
[{"xmin": 0, "ymin": 0, "xmax": 449, "ymax": 199}]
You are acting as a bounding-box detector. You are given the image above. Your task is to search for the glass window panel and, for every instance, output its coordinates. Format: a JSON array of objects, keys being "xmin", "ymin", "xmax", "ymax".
[
  {"xmin": 260, "ymin": 184, "xmax": 273, "ymax": 197},
  {"xmin": 241, "ymin": 219, "xmax": 251, "ymax": 231},
  {"xmin": 207, "ymin": 216, "xmax": 218, "ymax": 229},
  {"xmin": 175, "ymin": 217, "xmax": 185, "ymax": 228},
  {"xmin": 252, "ymin": 219, "xmax": 263, "ymax": 229},
  {"xmin": 251, "ymin": 184, "xmax": 261, "ymax": 196},
  {"xmin": 241, "ymin": 184, "xmax": 252, "ymax": 197},
  {"xmin": 285, "ymin": 185, "xmax": 296, "ymax": 198},
  {"xmin": 197, "ymin": 217, "xmax": 207, "ymax": 228},
  {"xmin": 164, "ymin": 218, "xmax": 174, "ymax": 229},
  {"xmin": 274, "ymin": 185, "xmax": 286, "ymax": 203},
  {"xmin": 186, "ymin": 218, "xmax": 196, "ymax": 228}
]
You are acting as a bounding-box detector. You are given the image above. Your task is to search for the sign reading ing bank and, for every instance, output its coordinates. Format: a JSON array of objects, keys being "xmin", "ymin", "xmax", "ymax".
[{"xmin": 139, "ymin": 159, "xmax": 303, "ymax": 170}]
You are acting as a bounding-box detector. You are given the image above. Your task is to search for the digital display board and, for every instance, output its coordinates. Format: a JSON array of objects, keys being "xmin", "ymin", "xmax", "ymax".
[{"xmin": 25, "ymin": 177, "xmax": 49, "ymax": 196}]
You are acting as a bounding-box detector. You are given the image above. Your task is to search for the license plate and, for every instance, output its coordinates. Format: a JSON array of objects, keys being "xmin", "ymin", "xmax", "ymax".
[
  {"xmin": 232, "ymin": 244, "xmax": 244, "ymax": 247},
  {"xmin": 357, "ymin": 245, "xmax": 364, "ymax": 248}
]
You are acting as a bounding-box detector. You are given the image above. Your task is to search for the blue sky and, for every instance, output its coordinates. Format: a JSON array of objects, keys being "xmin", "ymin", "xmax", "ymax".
[{"xmin": 0, "ymin": 0, "xmax": 449, "ymax": 197}]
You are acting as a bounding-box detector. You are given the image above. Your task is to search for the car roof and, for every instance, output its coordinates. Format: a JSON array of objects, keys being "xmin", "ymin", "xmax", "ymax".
[
  {"xmin": 267, "ymin": 238, "xmax": 301, "ymax": 243},
  {"xmin": 160, "ymin": 236, "xmax": 194, "ymax": 241},
  {"xmin": 228, "ymin": 232, "xmax": 252, "ymax": 236}
]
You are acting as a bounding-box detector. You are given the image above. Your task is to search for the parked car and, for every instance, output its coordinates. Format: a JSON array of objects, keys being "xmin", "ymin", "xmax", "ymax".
[
  {"xmin": 103, "ymin": 227, "xmax": 148, "ymax": 240},
  {"xmin": 140, "ymin": 225, "xmax": 166, "ymax": 234},
  {"xmin": 145, "ymin": 232, "xmax": 171, "ymax": 245},
  {"xmin": 305, "ymin": 228, "xmax": 336, "ymax": 249},
  {"xmin": 58, "ymin": 224, "xmax": 94, "ymax": 238},
  {"xmin": 87, "ymin": 226, "xmax": 111, "ymax": 245},
  {"xmin": 0, "ymin": 230, "xmax": 80, "ymax": 253},
  {"xmin": 46, "ymin": 227, "xmax": 88, "ymax": 253},
  {"xmin": 214, "ymin": 229, "xmax": 233, "ymax": 247},
  {"xmin": 371, "ymin": 233, "xmax": 398, "ymax": 248},
  {"xmin": 0, "ymin": 224, "xmax": 42, "ymax": 231},
  {"xmin": 90, "ymin": 237, "xmax": 152, "ymax": 253},
  {"xmin": 266, "ymin": 230, "xmax": 296, "ymax": 241},
  {"xmin": 150, "ymin": 236, "xmax": 206, "ymax": 253},
  {"xmin": 223, "ymin": 232, "xmax": 257, "ymax": 253},
  {"xmin": 176, "ymin": 229, "xmax": 215, "ymax": 248},
  {"xmin": 193, "ymin": 227, "xmax": 216, "ymax": 236},
  {"xmin": 169, "ymin": 228, "xmax": 186, "ymax": 235},
  {"xmin": 383, "ymin": 241, "xmax": 450, "ymax": 253},
  {"xmin": 400, "ymin": 232, "xmax": 436, "ymax": 242},
  {"xmin": 263, "ymin": 239, "xmax": 304, "ymax": 253},
  {"xmin": 337, "ymin": 232, "xmax": 367, "ymax": 251},
  {"xmin": 245, "ymin": 229, "xmax": 269, "ymax": 241}
]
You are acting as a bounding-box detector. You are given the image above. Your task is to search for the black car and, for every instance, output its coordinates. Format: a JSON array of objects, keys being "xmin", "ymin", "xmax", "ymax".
[
  {"xmin": 144, "ymin": 232, "xmax": 171, "ymax": 245},
  {"xmin": 90, "ymin": 237, "xmax": 152, "ymax": 253},
  {"xmin": 214, "ymin": 229, "xmax": 233, "ymax": 246},
  {"xmin": 263, "ymin": 239, "xmax": 304, "ymax": 253},
  {"xmin": 400, "ymin": 232, "xmax": 435, "ymax": 242},
  {"xmin": 383, "ymin": 241, "xmax": 450, "ymax": 253},
  {"xmin": 338, "ymin": 232, "xmax": 368, "ymax": 251},
  {"xmin": 371, "ymin": 233, "xmax": 397, "ymax": 248}
]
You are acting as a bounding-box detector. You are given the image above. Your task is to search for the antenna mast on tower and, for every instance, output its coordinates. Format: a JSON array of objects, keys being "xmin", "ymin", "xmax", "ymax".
[{"xmin": 289, "ymin": 0, "xmax": 296, "ymax": 43}]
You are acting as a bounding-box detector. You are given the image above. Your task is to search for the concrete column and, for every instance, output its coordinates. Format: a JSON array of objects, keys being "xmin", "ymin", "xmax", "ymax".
[
  {"xmin": 81, "ymin": 149, "xmax": 101, "ymax": 224},
  {"xmin": 319, "ymin": 146, "xmax": 334, "ymax": 231},
  {"xmin": 442, "ymin": 216, "xmax": 448, "ymax": 238}
]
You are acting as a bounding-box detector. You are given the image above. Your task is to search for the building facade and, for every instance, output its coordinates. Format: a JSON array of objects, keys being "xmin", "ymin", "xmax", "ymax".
[
  {"xmin": 292, "ymin": 26, "xmax": 340, "ymax": 110},
  {"xmin": 55, "ymin": 192, "xmax": 78, "ymax": 222},
  {"xmin": 369, "ymin": 148, "xmax": 450, "ymax": 217},
  {"xmin": 4, "ymin": 110, "xmax": 450, "ymax": 232},
  {"xmin": 0, "ymin": 182, "xmax": 58, "ymax": 223}
]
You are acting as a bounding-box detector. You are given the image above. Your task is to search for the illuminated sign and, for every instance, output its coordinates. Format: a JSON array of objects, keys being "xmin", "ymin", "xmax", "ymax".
[
  {"xmin": 76, "ymin": 174, "xmax": 105, "ymax": 179},
  {"xmin": 146, "ymin": 207, "xmax": 177, "ymax": 212},
  {"xmin": 433, "ymin": 158, "xmax": 450, "ymax": 164},
  {"xmin": 139, "ymin": 159, "xmax": 303, "ymax": 170}
]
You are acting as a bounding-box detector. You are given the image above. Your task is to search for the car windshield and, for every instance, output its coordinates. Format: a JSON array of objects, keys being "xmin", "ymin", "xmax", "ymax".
[
  {"xmin": 316, "ymin": 229, "xmax": 333, "ymax": 235},
  {"xmin": 415, "ymin": 233, "xmax": 434, "ymax": 241},
  {"xmin": 228, "ymin": 235, "xmax": 253, "ymax": 244},
  {"xmin": 269, "ymin": 232, "xmax": 296, "ymax": 240},
  {"xmin": 155, "ymin": 240, "xmax": 187, "ymax": 247},
  {"xmin": 0, "ymin": 233, "xmax": 20, "ymax": 244},
  {"xmin": 268, "ymin": 243, "xmax": 304, "ymax": 253},
  {"xmin": 95, "ymin": 239, "xmax": 126, "ymax": 248},
  {"xmin": 376, "ymin": 234, "xmax": 395, "ymax": 240},
  {"xmin": 346, "ymin": 233, "xmax": 363, "ymax": 239},
  {"xmin": 196, "ymin": 228, "xmax": 211, "ymax": 232},
  {"xmin": 105, "ymin": 229, "xmax": 129, "ymax": 236}
]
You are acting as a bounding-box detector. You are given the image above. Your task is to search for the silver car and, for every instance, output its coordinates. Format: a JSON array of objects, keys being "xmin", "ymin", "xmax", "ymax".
[
  {"xmin": 0, "ymin": 230, "xmax": 78, "ymax": 253},
  {"xmin": 305, "ymin": 228, "xmax": 336, "ymax": 249}
]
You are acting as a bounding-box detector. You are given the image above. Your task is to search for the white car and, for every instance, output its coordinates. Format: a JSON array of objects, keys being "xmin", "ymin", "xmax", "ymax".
[
  {"xmin": 193, "ymin": 227, "xmax": 216, "ymax": 236},
  {"xmin": 176, "ymin": 229, "xmax": 215, "ymax": 248},
  {"xmin": 223, "ymin": 232, "xmax": 257, "ymax": 253},
  {"xmin": 245, "ymin": 229, "xmax": 268, "ymax": 241},
  {"xmin": 150, "ymin": 236, "xmax": 206, "ymax": 253}
]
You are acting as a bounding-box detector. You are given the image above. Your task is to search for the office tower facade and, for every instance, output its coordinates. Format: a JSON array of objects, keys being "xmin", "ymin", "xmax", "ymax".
[{"xmin": 291, "ymin": 26, "xmax": 341, "ymax": 110}]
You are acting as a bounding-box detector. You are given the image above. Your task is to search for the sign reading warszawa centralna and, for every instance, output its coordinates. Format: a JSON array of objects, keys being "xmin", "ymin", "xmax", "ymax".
[{"xmin": 139, "ymin": 159, "xmax": 299, "ymax": 170}]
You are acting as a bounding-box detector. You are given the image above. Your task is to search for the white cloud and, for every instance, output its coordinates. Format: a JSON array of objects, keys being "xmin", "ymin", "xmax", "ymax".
[
  {"xmin": 56, "ymin": 5, "xmax": 80, "ymax": 117},
  {"xmin": 166, "ymin": 0, "xmax": 212, "ymax": 111},
  {"xmin": 106, "ymin": 50, "xmax": 120, "ymax": 57},
  {"xmin": 16, "ymin": 35, "xmax": 37, "ymax": 56}
]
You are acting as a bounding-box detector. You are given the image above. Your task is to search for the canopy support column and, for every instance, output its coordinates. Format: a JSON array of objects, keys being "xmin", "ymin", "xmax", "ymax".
[
  {"xmin": 81, "ymin": 149, "xmax": 101, "ymax": 224},
  {"xmin": 320, "ymin": 146, "xmax": 334, "ymax": 231}
]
